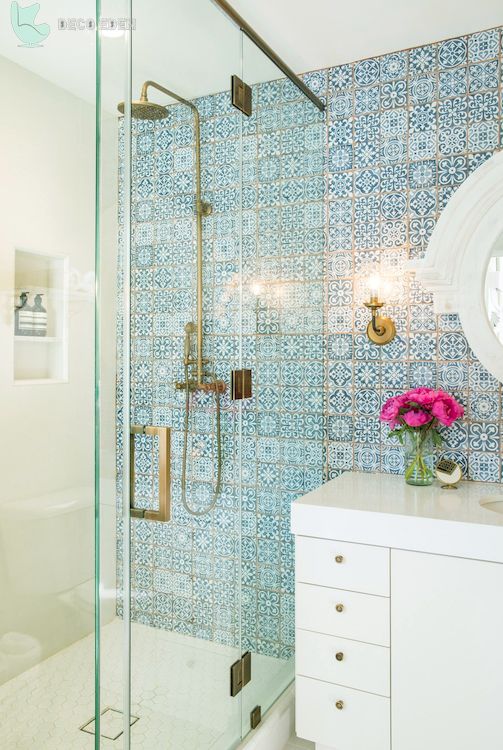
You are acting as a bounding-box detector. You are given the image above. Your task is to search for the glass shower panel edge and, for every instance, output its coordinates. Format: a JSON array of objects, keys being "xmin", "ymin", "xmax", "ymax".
[
  {"xmin": 239, "ymin": 30, "xmax": 327, "ymax": 740},
  {"xmin": 96, "ymin": 0, "xmax": 133, "ymax": 748}
]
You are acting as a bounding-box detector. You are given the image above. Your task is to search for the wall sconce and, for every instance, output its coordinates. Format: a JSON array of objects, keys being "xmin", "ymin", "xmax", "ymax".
[{"xmin": 363, "ymin": 274, "xmax": 396, "ymax": 345}]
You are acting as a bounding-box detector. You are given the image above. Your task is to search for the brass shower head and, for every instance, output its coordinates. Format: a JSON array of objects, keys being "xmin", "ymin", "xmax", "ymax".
[
  {"xmin": 118, "ymin": 80, "xmax": 200, "ymax": 122},
  {"xmin": 117, "ymin": 91, "xmax": 168, "ymax": 121}
]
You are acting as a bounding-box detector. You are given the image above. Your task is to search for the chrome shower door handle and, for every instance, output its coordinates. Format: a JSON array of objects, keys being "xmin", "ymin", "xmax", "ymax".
[{"xmin": 130, "ymin": 425, "xmax": 171, "ymax": 522}]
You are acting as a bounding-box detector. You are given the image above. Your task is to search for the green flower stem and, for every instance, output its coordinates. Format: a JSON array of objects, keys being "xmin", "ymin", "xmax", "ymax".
[
  {"xmin": 404, "ymin": 451, "xmax": 434, "ymax": 481},
  {"xmin": 385, "ymin": 400, "xmax": 454, "ymax": 485}
]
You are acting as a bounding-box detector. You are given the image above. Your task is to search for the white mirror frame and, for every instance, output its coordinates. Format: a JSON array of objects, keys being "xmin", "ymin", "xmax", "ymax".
[{"xmin": 410, "ymin": 149, "xmax": 503, "ymax": 384}]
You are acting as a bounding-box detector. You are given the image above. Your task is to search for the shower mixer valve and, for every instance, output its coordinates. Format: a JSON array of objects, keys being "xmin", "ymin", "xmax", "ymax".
[
  {"xmin": 175, "ymin": 378, "xmax": 226, "ymax": 393},
  {"xmin": 175, "ymin": 321, "xmax": 226, "ymax": 393}
]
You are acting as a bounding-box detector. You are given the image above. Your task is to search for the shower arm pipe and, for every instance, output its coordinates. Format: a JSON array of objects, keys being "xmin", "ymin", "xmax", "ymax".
[
  {"xmin": 211, "ymin": 0, "xmax": 325, "ymax": 113},
  {"xmin": 141, "ymin": 81, "xmax": 205, "ymax": 383}
]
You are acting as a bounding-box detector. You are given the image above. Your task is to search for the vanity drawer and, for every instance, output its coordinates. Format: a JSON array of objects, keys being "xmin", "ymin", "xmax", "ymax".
[
  {"xmin": 296, "ymin": 629, "xmax": 390, "ymax": 697},
  {"xmin": 296, "ymin": 536, "xmax": 390, "ymax": 596},
  {"xmin": 296, "ymin": 582, "xmax": 390, "ymax": 646},
  {"xmin": 296, "ymin": 675, "xmax": 390, "ymax": 750}
]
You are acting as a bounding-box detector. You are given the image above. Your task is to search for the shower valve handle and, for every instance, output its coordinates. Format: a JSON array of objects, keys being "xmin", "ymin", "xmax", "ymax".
[{"xmin": 199, "ymin": 380, "xmax": 226, "ymax": 394}]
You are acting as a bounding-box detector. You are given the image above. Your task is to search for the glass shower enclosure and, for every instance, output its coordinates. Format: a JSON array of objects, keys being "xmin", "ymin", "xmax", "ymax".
[{"xmin": 0, "ymin": 1, "xmax": 325, "ymax": 748}]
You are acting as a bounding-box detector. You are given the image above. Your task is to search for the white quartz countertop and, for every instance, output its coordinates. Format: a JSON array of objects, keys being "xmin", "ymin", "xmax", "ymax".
[{"xmin": 291, "ymin": 472, "xmax": 503, "ymax": 563}]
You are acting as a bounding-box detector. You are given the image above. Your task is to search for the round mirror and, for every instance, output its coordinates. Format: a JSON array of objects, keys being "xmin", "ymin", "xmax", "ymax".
[
  {"xmin": 411, "ymin": 150, "xmax": 503, "ymax": 385},
  {"xmin": 485, "ymin": 246, "xmax": 503, "ymax": 346}
]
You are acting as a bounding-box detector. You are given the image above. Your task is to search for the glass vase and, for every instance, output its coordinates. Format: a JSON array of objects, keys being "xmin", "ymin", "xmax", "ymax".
[{"xmin": 403, "ymin": 429, "xmax": 435, "ymax": 486}]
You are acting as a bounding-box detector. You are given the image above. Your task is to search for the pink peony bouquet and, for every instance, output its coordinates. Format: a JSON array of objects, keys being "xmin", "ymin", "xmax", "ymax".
[
  {"xmin": 380, "ymin": 388, "xmax": 464, "ymax": 484},
  {"xmin": 380, "ymin": 387, "xmax": 464, "ymax": 434}
]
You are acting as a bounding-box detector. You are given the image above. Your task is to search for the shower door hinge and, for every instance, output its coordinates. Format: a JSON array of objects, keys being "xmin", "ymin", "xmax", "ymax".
[
  {"xmin": 230, "ymin": 651, "xmax": 251, "ymax": 697},
  {"xmin": 231, "ymin": 75, "xmax": 252, "ymax": 116},
  {"xmin": 231, "ymin": 368, "xmax": 252, "ymax": 400},
  {"xmin": 250, "ymin": 705, "xmax": 262, "ymax": 730}
]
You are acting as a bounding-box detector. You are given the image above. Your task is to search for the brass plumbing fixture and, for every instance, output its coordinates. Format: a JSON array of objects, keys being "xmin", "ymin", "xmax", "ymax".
[
  {"xmin": 118, "ymin": 82, "xmax": 224, "ymax": 515},
  {"xmin": 179, "ymin": 322, "xmax": 224, "ymax": 516},
  {"xmin": 176, "ymin": 322, "xmax": 226, "ymax": 393},
  {"xmin": 120, "ymin": 80, "xmax": 211, "ymax": 382}
]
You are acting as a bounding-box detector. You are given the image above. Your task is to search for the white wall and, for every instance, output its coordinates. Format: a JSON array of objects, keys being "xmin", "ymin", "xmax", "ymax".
[
  {"xmin": 0, "ymin": 55, "xmax": 95, "ymax": 501},
  {"xmin": 0, "ymin": 54, "xmax": 118, "ymax": 680}
]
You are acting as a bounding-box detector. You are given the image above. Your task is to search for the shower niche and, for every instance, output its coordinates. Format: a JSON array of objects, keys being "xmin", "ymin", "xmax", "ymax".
[{"xmin": 13, "ymin": 249, "xmax": 68, "ymax": 384}]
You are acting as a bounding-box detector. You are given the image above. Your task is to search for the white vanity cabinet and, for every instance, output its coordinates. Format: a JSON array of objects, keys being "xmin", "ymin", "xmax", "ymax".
[
  {"xmin": 392, "ymin": 549, "xmax": 503, "ymax": 750},
  {"xmin": 295, "ymin": 538, "xmax": 391, "ymax": 750},
  {"xmin": 292, "ymin": 472, "xmax": 503, "ymax": 750}
]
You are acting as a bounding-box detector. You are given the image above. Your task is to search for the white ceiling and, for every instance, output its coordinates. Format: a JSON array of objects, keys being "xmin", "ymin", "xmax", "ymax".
[
  {"xmin": 231, "ymin": 0, "xmax": 503, "ymax": 73},
  {"xmin": 1, "ymin": 0, "xmax": 502, "ymax": 111},
  {"xmin": 0, "ymin": 0, "xmax": 279, "ymax": 111}
]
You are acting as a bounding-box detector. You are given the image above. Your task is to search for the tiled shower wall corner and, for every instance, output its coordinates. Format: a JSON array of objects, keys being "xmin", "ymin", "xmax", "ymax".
[{"xmin": 119, "ymin": 26, "xmax": 503, "ymax": 658}]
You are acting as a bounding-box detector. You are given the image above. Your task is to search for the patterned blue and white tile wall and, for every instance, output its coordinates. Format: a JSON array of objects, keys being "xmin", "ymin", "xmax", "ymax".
[
  {"xmin": 320, "ymin": 27, "xmax": 503, "ymax": 482},
  {"xmin": 120, "ymin": 26, "xmax": 503, "ymax": 660},
  {"xmin": 120, "ymin": 77, "xmax": 326, "ymax": 658}
]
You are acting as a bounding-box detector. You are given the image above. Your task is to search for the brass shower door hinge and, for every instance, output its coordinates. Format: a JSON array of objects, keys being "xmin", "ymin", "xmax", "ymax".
[
  {"xmin": 230, "ymin": 651, "xmax": 251, "ymax": 697},
  {"xmin": 231, "ymin": 368, "xmax": 252, "ymax": 400},
  {"xmin": 250, "ymin": 705, "xmax": 262, "ymax": 729},
  {"xmin": 231, "ymin": 75, "xmax": 252, "ymax": 116}
]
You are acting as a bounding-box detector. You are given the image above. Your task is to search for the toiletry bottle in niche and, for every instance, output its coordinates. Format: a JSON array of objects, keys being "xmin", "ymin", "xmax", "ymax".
[
  {"xmin": 32, "ymin": 294, "xmax": 47, "ymax": 337},
  {"xmin": 15, "ymin": 292, "xmax": 33, "ymax": 336}
]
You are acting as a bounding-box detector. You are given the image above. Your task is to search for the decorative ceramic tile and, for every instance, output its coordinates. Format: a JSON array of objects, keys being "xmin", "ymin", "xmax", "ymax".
[
  {"xmin": 117, "ymin": 26, "xmax": 503, "ymax": 670},
  {"xmin": 325, "ymin": 26, "xmax": 503, "ymax": 479},
  {"xmin": 119, "ymin": 78, "xmax": 328, "ymax": 660}
]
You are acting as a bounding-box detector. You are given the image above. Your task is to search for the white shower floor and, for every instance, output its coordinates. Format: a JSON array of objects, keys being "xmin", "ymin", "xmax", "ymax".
[{"xmin": 0, "ymin": 619, "xmax": 292, "ymax": 750}]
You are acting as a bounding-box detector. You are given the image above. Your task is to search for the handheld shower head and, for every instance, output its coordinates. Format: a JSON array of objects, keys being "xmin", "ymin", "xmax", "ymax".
[{"xmin": 184, "ymin": 322, "xmax": 196, "ymax": 364}]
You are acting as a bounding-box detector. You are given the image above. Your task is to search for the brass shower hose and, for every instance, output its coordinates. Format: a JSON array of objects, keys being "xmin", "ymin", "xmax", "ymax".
[{"xmin": 180, "ymin": 362, "xmax": 223, "ymax": 516}]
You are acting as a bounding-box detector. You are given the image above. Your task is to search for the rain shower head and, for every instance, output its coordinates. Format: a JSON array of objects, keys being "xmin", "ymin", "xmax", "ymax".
[
  {"xmin": 117, "ymin": 95, "xmax": 168, "ymax": 121},
  {"xmin": 118, "ymin": 80, "xmax": 199, "ymax": 122}
]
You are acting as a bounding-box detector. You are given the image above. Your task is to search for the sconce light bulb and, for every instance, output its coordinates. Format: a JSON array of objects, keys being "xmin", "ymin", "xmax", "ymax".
[{"xmin": 368, "ymin": 273, "xmax": 381, "ymax": 300}]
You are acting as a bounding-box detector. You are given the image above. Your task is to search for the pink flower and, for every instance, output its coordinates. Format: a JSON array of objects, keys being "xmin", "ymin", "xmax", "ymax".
[
  {"xmin": 431, "ymin": 393, "xmax": 464, "ymax": 427},
  {"xmin": 406, "ymin": 387, "xmax": 438, "ymax": 408},
  {"xmin": 381, "ymin": 387, "xmax": 463, "ymax": 431},
  {"xmin": 402, "ymin": 408, "xmax": 433, "ymax": 427},
  {"xmin": 380, "ymin": 395, "xmax": 405, "ymax": 428}
]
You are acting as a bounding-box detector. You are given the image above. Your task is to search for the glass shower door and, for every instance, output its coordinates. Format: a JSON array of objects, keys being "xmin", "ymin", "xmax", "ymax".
[
  {"xmin": 95, "ymin": 0, "xmax": 132, "ymax": 746},
  {"xmin": 97, "ymin": 2, "xmax": 326, "ymax": 748},
  {"xmin": 237, "ymin": 34, "xmax": 327, "ymax": 737},
  {"xmin": 110, "ymin": 1, "xmax": 245, "ymax": 747}
]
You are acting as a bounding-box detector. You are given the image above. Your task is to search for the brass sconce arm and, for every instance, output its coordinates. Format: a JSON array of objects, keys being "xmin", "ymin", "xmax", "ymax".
[{"xmin": 363, "ymin": 296, "xmax": 396, "ymax": 345}]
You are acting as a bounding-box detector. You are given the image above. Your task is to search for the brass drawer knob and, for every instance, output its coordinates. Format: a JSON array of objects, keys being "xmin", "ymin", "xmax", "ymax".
[
  {"xmin": 335, "ymin": 603, "xmax": 344, "ymax": 613},
  {"xmin": 335, "ymin": 700, "xmax": 344, "ymax": 710},
  {"xmin": 335, "ymin": 652, "xmax": 344, "ymax": 661},
  {"xmin": 335, "ymin": 555, "xmax": 344, "ymax": 563}
]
